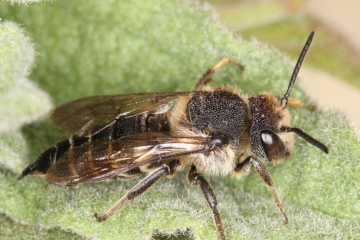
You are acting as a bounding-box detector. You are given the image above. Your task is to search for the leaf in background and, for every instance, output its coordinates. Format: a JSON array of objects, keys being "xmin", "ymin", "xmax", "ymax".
[
  {"xmin": 0, "ymin": 21, "xmax": 52, "ymax": 173},
  {"xmin": 0, "ymin": 0, "xmax": 359, "ymax": 239}
]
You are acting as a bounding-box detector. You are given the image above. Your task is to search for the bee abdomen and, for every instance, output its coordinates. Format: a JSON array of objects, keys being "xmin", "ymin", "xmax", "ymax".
[
  {"xmin": 19, "ymin": 112, "xmax": 170, "ymax": 179},
  {"xmin": 18, "ymin": 136, "xmax": 88, "ymax": 179}
]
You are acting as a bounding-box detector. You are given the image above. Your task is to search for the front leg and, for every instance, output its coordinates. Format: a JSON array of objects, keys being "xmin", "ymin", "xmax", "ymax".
[
  {"xmin": 188, "ymin": 165, "xmax": 226, "ymax": 240},
  {"xmin": 234, "ymin": 156, "xmax": 288, "ymax": 224}
]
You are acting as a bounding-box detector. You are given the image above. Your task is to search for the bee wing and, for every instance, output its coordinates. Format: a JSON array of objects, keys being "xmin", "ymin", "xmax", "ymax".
[
  {"xmin": 51, "ymin": 92, "xmax": 187, "ymax": 136},
  {"xmin": 45, "ymin": 132, "xmax": 213, "ymax": 185}
]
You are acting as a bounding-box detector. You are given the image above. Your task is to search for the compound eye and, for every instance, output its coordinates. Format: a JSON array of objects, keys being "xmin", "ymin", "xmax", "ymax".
[{"xmin": 260, "ymin": 130, "xmax": 286, "ymax": 161}]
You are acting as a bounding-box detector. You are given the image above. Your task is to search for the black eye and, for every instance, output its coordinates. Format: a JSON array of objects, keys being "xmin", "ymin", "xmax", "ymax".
[{"xmin": 260, "ymin": 130, "xmax": 286, "ymax": 161}]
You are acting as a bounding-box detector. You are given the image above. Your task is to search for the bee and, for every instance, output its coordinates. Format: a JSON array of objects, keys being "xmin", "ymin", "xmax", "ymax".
[{"xmin": 19, "ymin": 31, "xmax": 328, "ymax": 240}]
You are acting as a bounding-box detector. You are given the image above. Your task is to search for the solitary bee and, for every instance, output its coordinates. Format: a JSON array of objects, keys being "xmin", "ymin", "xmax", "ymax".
[{"xmin": 19, "ymin": 32, "xmax": 328, "ymax": 239}]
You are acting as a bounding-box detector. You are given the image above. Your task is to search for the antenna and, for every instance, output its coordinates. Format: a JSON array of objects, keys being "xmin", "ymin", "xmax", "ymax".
[
  {"xmin": 282, "ymin": 127, "xmax": 329, "ymax": 153},
  {"xmin": 281, "ymin": 31, "xmax": 314, "ymax": 107}
]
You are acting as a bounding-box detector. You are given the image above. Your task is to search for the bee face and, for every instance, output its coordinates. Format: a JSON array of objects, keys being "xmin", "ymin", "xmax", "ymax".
[{"xmin": 249, "ymin": 94, "xmax": 294, "ymax": 163}]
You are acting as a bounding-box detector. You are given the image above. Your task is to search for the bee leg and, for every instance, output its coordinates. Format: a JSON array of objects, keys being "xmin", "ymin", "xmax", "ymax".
[
  {"xmin": 247, "ymin": 156, "xmax": 288, "ymax": 224},
  {"xmin": 195, "ymin": 58, "xmax": 243, "ymax": 90},
  {"xmin": 188, "ymin": 165, "xmax": 226, "ymax": 240},
  {"xmin": 94, "ymin": 160, "xmax": 179, "ymax": 222},
  {"xmin": 287, "ymin": 98, "xmax": 316, "ymax": 110},
  {"xmin": 233, "ymin": 156, "xmax": 252, "ymax": 177}
]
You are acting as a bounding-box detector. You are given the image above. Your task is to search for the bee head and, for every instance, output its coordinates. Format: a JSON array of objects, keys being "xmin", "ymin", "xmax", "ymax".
[
  {"xmin": 249, "ymin": 94, "xmax": 294, "ymax": 163},
  {"xmin": 249, "ymin": 31, "xmax": 328, "ymax": 162}
]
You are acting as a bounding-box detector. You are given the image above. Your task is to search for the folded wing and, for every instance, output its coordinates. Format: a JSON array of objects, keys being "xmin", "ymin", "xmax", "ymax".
[
  {"xmin": 45, "ymin": 132, "xmax": 213, "ymax": 185},
  {"xmin": 51, "ymin": 92, "xmax": 186, "ymax": 136}
]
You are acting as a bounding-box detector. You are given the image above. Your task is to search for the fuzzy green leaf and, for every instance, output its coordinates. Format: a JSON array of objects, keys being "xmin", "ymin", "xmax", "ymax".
[
  {"xmin": 0, "ymin": 21, "xmax": 52, "ymax": 174},
  {"xmin": 0, "ymin": 1, "xmax": 359, "ymax": 239},
  {"xmin": 3, "ymin": 0, "xmax": 48, "ymax": 5}
]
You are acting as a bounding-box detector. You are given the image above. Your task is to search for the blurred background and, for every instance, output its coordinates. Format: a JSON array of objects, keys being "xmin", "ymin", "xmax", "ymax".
[{"xmin": 206, "ymin": 0, "xmax": 360, "ymax": 133}]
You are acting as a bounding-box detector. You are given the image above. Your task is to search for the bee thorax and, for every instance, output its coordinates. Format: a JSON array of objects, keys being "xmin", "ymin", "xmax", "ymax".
[{"xmin": 193, "ymin": 146, "xmax": 237, "ymax": 176}]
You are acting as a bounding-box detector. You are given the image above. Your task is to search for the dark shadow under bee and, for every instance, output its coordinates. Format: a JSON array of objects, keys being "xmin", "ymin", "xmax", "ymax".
[{"xmin": 19, "ymin": 32, "xmax": 328, "ymax": 240}]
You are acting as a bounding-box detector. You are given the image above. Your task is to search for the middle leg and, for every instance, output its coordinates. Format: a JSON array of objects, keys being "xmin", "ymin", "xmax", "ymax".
[{"xmin": 188, "ymin": 165, "xmax": 226, "ymax": 240}]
